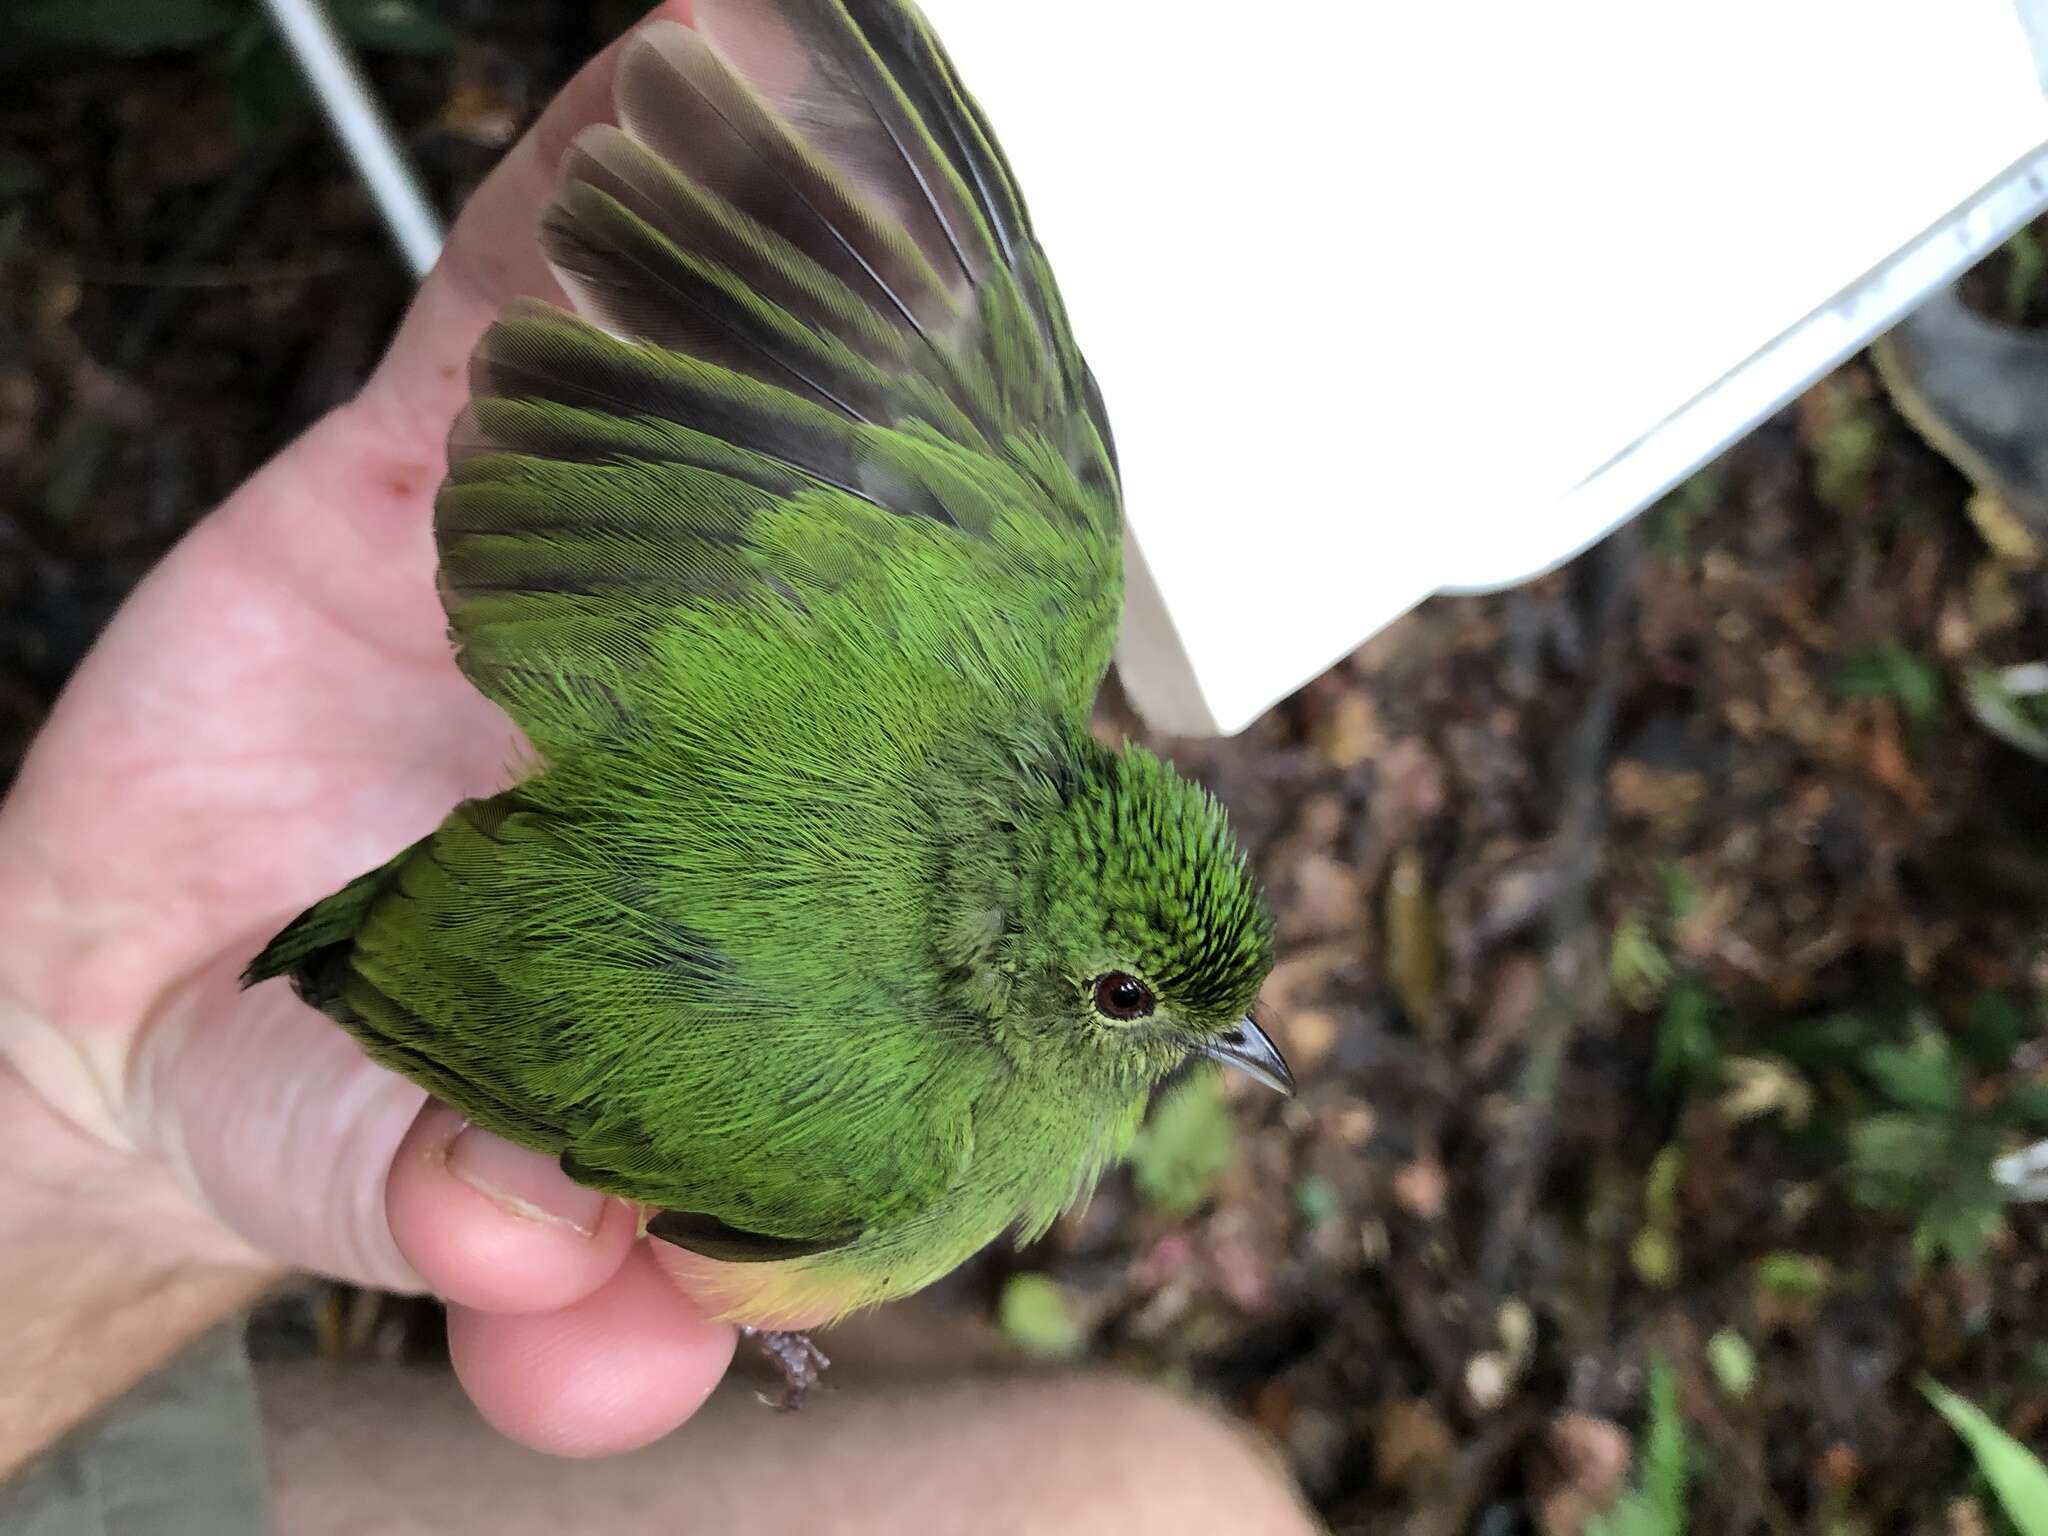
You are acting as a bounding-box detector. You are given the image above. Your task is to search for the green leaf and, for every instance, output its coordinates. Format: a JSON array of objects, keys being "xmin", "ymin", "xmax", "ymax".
[
  {"xmin": 1630, "ymin": 1228, "xmax": 1679, "ymax": 1290},
  {"xmin": 1966, "ymin": 665, "xmax": 2048, "ymax": 763},
  {"xmin": 1706, "ymin": 1329, "xmax": 1757, "ymax": 1401},
  {"xmin": 1656, "ymin": 981, "xmax": 1718, "ymax": 1090},
  {"xmin": 1852, "ymin": 1112, "xmax": 2007, "ymax": 1265},
  {"xmin": 1962, "ymin": 990, "xmax": 2030, "ymax": 1071},
  {"xmin": 1649, "ymin": 470, "xmax": 1722, "ymax": 562},
  {"xmin": 1588, "ymin": 1359, "xmax": 1690, "ymax": 1536},
  {"xmin": 1776, "ymin": 1011, "xmax": 1879, "ymax": 1071},
  {"xmin": 1128, "ymin": 1070, "xmax": 1237, "ymax": 1218},
  {"xmin": 1637, "ymin": 1361, "xmax": 1690, "ymax": 1530},
  {"xmin": 997, "ymin": 1274, "xmax": 1085, "ymax": 1359},
  {"xmin": 1632, "ymin": 1145, "xmax": 1686, "ymax": 1289},
  {"xmin": 2007, "ymin": 1082, "xmax": 2048, "ymax": 1130},
  {"xmin": 1752, "ymin": 1252, "xmax": 1831, "ymax": 1302},
  {"xmin": 15, "ymin": 0, "xmax": 236, "ymax": 52},
  {"xmin": 1861, "ymin": 1039, "xmax": 1962, "ymax": 1113},
  {"xmin": 1293, "ymin": 1175, "xmax": 1340, "ymax": 1227},
  {"xmin": 1848, "ymin": 1112, "xmax": 1949, "ymax": 1206},
  {"xmin": 1924, "ymin": 1380, "xmax": 2048, "ymax": 1536},
  {"xmin": 330, "ymin": 0, "xmax": 455, "ymax": 55},
  {"xmin": 1808, "ymin": 384, "xmax": 1885, "ymax": 515},
  {"xmin": 1913, "ymin": 1196, "xmax": 2006, "ymax": 1270},
  {"xmin": 2005, "ymin": 227, "xmax": 2048, "ymax": 325},
  {"xmin": 1838, "ymin": 643, "xmax": 1942, "ymax": 726},
  {"xmin": 1610, "ymin": 913, "xmax": 1673, "ymax": 1011},
  {"xmin": 1659, "ymin": 861, "xmax": 1702, "ymax": 923},
  {"xmin": 1643, "ymin": 1144, "xmax": 1685, "ymax": 1228}
]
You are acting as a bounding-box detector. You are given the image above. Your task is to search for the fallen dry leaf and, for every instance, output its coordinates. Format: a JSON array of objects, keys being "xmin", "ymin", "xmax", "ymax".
[
  {"xmin": 1282, "ymin": 853, "xmax": 1367, "ymax": 941},
  {"xmin": 1392, "ymin": 1154, "xmax": 1448, "ymax": 1221},
  {"xmin": 1315, "ymin": 689, "xmax": 1383, "ymax": 770},
  {"xmin": 1280, "ymin": 1007, "xmax": 1340, "ymax": 1072},
  {"xmin": 1385, "ymin": 847, "xmax": 1443, "ymax": 1036},
  {"xmin": 1373, "ymin": 1398, "xmax": 1457, "ymax": 1492}
]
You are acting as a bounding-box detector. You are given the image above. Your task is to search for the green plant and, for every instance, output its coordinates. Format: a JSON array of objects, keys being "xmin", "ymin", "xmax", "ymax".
[
  {"xmin": 1610, "ymin": 869, "xmax": 1722, "ymax": 1096},
  {"xmin": 1658, "ymin": 861, "xmax": 1701, "ymax": 925},
  {"xmin": 1589, "ymin": 1359, "xmax": 1691, "ymax": 1536},
  {"xmin": 1775, "ymin": 996, "xmax": 2045, "ymax": 1267},
  {"xmin": 1655, "ymin": 981, "xmax": 1720, "ymax": 1092},
  {"xmin": 1610, "ymin": 912, "xmax": 1673, "ymax": 1011},
  {"xmin": 1630, "ymin": 1145, "xmax": 1685, "ymax": 1290},
  {"xmin": 1849, "ymin": 1111, "xmax": 2007, "ymax": 1265},
  {"xmin": 1754, "ymin": 1251, "xmax": 1830, "ymax": 1299},
  {"xmin": 1805, "ymin": 381, "xmax": 1886, "ymax": 515},
  {"xmin": 1705, "ymin": 1329, "xmax": 1756, "ymax": 1401},
  {"xmin": 1649, "ymin": 467, "xmax": 1724, "ymax": 562},
  {"xmin": 1837, "ymin": 642, "xmax": 1943, "ymax": 727},
  {"xmin": 1128, "ymin": 1070, "xmax": 1237, "ymax": 1218},
  {"xmin": 1966, "ymin": 663, "xmax": 2048, "ymax": 764},
  {"xmin": 1925, "ymin": 1380, "xmax": 2048, "ymax": 1536},
  {"xmin": 997, "ymin": 1273, "xmax": 1085, "ymax": 1359},
  {"xmin": 1293, "ymin": 1174, "xmax": 1340, "ymax": 1227},
  {"xmin": 1841, "ymin": 1007, "xmax": 2045, "ymax": 1266},
  {"xmin": 2002, "ymin": 226, "xmax": 2048, "ymax": 326}
]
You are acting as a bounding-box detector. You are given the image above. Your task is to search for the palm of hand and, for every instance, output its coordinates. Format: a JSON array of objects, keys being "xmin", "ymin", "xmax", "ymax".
[{"xmin": 0, "ymin": 4, "xmax": 738, "ymax": 1455}]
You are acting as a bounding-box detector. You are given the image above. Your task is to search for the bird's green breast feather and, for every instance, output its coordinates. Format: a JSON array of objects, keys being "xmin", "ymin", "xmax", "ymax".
[{"xmin": 349, "ymin": 467, "xmax": 1122, "ymax": 1243}]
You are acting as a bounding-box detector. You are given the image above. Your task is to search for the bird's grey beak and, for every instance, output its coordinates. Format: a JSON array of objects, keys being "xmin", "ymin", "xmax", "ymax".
[{"xmin": 1199, "ymin": 1016, "xmax": 1296, "ymax": 1096}]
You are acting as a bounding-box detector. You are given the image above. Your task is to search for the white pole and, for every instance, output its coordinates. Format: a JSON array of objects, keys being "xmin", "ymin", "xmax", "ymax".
[{"xmin": 256, "ymin": 0, "xmax": 445, "ymax": 280}]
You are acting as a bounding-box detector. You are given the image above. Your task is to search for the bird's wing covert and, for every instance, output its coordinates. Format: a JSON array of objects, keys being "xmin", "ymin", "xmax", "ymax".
[{"xmin": 435, "ymin": 1, "xmax": 1122, "ymax": 737}]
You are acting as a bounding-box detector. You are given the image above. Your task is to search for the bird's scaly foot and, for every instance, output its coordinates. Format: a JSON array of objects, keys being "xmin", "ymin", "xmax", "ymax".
[{"xmin": 739, "ymin": 1326, "xmax": 830, "ymax": 1410}]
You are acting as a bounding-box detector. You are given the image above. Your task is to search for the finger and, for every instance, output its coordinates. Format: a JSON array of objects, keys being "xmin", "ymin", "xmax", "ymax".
[
  {"xmin": 139, "ymin": 965, "xmax": 430, "ymax": 1293},
  {"xmin": 386, "ymin": 1099, "xmax": 638, "ymax": 1314},
  {"xmin": 363, "ymin": 2, "xmax": 695, "ymax": 450},
  {"xmin": 447, "ymin": 1243, "xmax": 736, "ymax": 1457}
]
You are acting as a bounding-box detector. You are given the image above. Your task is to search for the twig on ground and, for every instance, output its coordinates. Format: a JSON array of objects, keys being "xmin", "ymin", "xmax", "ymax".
[{"xmin": 1479, "ymin": 525, "xmax": 1638, "ymax": 1295}]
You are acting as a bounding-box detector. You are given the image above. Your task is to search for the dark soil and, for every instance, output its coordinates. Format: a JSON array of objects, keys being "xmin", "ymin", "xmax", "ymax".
[{"xmin": 5, "ymin": 13, "xmax": 2045, "ymax": 1534}]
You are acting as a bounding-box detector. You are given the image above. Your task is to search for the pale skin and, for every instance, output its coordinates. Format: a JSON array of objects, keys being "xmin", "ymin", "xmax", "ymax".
[
  {"xmin": 0, "ymin": 14, "xmax": 1321, "ymax": 1527},
  {"xmin": 0, "ymin": 2, "xmax": 754, "ymax": 1469}
]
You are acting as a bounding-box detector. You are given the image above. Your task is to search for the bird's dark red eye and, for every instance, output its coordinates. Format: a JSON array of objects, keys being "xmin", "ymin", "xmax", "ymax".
[{"xmin": 1092, "ymin": 972, "xmax": 1156, "ymax": 1021}]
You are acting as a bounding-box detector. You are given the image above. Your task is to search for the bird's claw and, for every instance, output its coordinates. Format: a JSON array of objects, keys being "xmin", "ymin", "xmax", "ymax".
[{"xmin": 740, "ymin": 1326, "xmax": 830, "ymax": 1410}]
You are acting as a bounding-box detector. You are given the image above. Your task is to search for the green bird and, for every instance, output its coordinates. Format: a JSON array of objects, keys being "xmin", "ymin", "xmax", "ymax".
[{"xmin": 246, "ymin": 0, "xmax": 1287, "ymax": 1343}]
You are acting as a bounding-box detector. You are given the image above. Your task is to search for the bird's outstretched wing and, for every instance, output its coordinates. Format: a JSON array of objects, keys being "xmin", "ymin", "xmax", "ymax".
[{"xmin": 437, "ymin": 1, "xmax": 1123, "ymax": 744}]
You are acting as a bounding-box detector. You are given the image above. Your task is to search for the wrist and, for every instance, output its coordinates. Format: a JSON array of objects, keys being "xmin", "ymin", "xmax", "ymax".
[
  {"xmin": 0, "ymin": 1064, "xmax": 281, "ymax": 1478},
  {"xmin": 0, "ymin": 791, "xmax": 168, "ymax": 1155},
  {"xmin": 0, "ymin": 988, "xmax": 136, "ymax": 1153}
]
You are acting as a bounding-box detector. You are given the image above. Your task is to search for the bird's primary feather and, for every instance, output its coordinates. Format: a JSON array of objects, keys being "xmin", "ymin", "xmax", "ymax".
[{"xmin": 247, "ymin": 0, "xmax": 1275, "ymax": 1324}]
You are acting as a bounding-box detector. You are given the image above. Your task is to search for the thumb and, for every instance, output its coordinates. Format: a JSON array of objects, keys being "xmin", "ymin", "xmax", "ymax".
[
  {"xmin": 138, "ymin": 951, "xmax": 428, "ymax": 1292},
  {"xmin": 142, "ymin": 952, "xmax": 644, "ymax": 1314},
  {"xmin": 131, "ymin": 4, "xmax": 699, "ymax": 1296}
]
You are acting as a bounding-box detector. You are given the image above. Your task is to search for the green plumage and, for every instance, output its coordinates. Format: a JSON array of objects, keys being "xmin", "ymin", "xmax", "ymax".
[{"xmin": 247, "ymin": 0, "xmax": 1281, "ymax": 1323}]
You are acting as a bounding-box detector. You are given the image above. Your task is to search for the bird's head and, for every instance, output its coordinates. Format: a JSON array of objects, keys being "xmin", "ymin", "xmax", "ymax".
[{"xmin": 1000, "ymin": 743, "xmax": 1285, "ymax": 1099}]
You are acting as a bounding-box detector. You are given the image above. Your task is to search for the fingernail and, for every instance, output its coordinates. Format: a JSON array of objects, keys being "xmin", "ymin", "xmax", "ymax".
[{"xmin": 445, "ymin": 1124, "xmax": 606, "ymax": 1237}]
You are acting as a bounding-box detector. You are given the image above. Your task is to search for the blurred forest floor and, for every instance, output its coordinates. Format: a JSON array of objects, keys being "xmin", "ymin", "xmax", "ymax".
[{"xmin": 4, "ymin": 7, "xmax": 2046, "ymax": 1533}]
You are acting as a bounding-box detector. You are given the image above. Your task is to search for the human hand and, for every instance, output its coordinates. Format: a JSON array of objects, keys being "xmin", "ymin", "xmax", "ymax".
[{"xmin": 0, "ymin": 1, "xmax": 738, "ymax": 1460}]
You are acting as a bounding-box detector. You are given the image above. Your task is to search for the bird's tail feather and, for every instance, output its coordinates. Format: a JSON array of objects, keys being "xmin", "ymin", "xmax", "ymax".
[{"xmin": 241, "ymin": 855, "xmax": 409, "ymax": 1007}]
